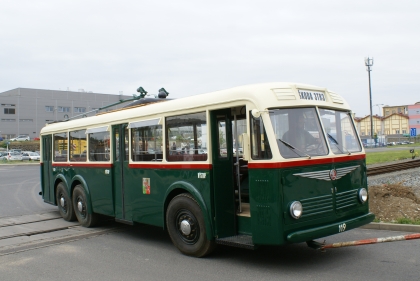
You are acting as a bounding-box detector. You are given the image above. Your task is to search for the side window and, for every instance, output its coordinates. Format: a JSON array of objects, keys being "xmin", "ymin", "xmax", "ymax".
[
  {"xmin": 250, "ymin": 115, "xmax": 272, "ymax": 160},
  {"xmin": 218, "ymin": 120, "xmax": 227, "ymax": 158},
  {"xmin": 166, "ymin": 112, "xmax": 208, "ymax": 162},
  {"xmin": 89, "ymin": 132, "xmax": 110, "ymax": 162},
  {"xmin": 131, "ymin": 125, "xmax": 163, "ymax": 162},
  {"xmin": 53, "ymin": 132, "xmax": 68, "ymax": 162},
  {"xmin": 69, "ymin": 130, "xmax": 87, "ymax": 162}
]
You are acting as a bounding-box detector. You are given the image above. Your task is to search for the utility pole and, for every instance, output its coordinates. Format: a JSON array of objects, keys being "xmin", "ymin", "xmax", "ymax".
[{"xmin": 365, "ymin": 57, "xmax": 374, "ymax": 140}]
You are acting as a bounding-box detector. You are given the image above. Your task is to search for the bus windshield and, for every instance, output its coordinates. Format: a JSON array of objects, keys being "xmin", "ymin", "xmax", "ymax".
[
  {"xmin": 269, "ymin": 107, "xmax": 328, "ymax": 158},
  {"xmin": 318, "ymin": 108, "xmax": 362, "ymax": 154}
]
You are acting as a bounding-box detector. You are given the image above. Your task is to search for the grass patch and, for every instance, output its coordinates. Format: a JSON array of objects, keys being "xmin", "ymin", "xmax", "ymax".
[
  {"xmin": 366, "ymin": 149, "xmax": 418, "ymax": 165},
  {"xmin": 395, "ymin": 218, "xmax": 420, "ymax": 225}
]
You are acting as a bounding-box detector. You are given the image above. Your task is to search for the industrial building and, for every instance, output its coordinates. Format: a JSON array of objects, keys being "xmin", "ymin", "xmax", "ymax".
[{"xmin": 0, "ymin": 88, "xmax": 132, "ymax": 140}]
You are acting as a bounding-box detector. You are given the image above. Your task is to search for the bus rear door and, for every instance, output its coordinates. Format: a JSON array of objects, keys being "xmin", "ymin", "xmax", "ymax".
[{"xmin": 41, "ymin": 135, "xmax": 54, "ymax": 203}]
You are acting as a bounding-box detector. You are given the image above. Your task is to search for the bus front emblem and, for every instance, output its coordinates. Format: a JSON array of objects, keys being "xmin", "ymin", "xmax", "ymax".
[{"xmin": 329, "ymin": 169, "xmax": 337, "ymax": 181}]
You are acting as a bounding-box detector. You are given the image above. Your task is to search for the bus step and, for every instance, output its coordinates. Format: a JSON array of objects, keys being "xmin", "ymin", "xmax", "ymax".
[
  {"xmin": 216, "ymin": 235, "xmax": 255, "ymax": 250},
  {"xmin": 115, "ymin": 218, "xmax": 134, "ymax": 225}
]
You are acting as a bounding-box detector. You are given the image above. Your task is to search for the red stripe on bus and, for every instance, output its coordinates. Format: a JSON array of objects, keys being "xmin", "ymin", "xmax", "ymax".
[
  {"xmin": 52, "ymin": 163, "xmax": 113, "ymax": 168},
  {"xmin": 248, "ymin": 154, "xmax": 366, "ymax": 169},
  {"xmin": 129, "ymin": 163, "xmax": 212, "ymax": 170}
]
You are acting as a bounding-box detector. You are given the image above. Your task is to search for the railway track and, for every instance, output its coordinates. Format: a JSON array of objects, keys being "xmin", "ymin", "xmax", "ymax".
[
  {"xmin": 367, "ymin": 159, "xmax": 420, "ymax": 177},
  {"xmin": 0, "ymin": 212, "xmax": 125, "ymax": 255}
]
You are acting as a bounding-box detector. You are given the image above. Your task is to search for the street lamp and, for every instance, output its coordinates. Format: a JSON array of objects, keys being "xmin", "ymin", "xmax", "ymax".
[{"xmin": 365, "ymin": 57, "xmax": 374, "ymax": 139}]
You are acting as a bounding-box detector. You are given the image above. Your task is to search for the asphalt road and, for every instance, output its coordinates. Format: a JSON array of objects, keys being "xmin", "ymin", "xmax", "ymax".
[{"xmin": 0, "ymin": 165, "xmax": 419, "ymax": 281}]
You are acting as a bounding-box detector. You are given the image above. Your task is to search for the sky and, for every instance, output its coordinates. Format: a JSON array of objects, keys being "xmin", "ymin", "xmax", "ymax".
[{"xmin": 1, "ymin": 0, "xmax": 420, "ymax": 117}]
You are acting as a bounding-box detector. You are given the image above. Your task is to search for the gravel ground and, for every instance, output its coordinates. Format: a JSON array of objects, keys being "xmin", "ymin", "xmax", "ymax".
[
  {"xmin": 367, "ymin": 164, "xmax": 420, "ymax": 222},
  {"xmin": 368, "ymin": 167, "xmax": 420, "ymax": 198}
]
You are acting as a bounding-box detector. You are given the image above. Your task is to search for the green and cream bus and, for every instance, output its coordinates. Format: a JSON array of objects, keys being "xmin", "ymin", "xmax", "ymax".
[{"xmin": 40, "ymin": 82, "xmax": 374, "ymax": 257}]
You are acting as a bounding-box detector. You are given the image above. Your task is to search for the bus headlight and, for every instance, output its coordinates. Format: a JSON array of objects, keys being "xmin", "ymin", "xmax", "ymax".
[
  {"xmin": 358, "ymin": 188, "xmax": 368, "ymax": 203},
  {"xmin": 290, "ymin": 201, "xmax": 303, "ymax": 219}
]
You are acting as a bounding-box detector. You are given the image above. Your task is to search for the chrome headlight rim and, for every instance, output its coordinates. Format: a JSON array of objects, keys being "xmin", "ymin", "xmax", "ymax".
[
  {"xmin": 358, "ymin": 188, "xmax": 368, "ymax": 203},
  {"xmin": 289, "ymin": 201, "xmax": 303, "ymax": 219}
]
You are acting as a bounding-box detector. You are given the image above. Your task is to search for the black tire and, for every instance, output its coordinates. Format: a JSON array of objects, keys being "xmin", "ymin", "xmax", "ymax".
[
  {"xmin": 72, "ymin": 184, "xmax": 98, "ymax": 227},
  {"xmin": 166, "ymin": 193, "xmax": 215, "ymax": 257},
  {"xmin": 56, "ymin": 182, "xmax": 76, "ymax": 221}
]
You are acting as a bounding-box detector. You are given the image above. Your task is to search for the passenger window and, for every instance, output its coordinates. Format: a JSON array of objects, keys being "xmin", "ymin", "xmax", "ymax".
[
  {"xmin": 69, "ymin": 130, "xmax": 87, "ymax": 162},
  {"xmin": 166, "ymin": 112, "xmax": 208, "ymax": 162},
  {"xmin": 89, "ymin": 132, "xmax": 110, "ymax": 162},
  {"xmin": 131, "ymin": 125, "xmax": 163, "ymax": 162},
  {"xmin": 53, "ymin": 132, "xmax": 68, "ymax": 162}
]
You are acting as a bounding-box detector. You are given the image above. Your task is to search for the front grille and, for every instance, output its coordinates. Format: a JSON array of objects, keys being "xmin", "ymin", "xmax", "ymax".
[
  {"xmin": 300, "ymin": 194, "xmax": 333, "ymax": 218},
  {"xmin": 336, "ymin": 189, "xmax": 358, "ymax": 210}
]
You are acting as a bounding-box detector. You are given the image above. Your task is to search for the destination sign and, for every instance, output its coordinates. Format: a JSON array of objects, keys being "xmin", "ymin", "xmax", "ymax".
[{"xmin": 298, "ymin": 90, "xmax": 326, "ymax": 101}]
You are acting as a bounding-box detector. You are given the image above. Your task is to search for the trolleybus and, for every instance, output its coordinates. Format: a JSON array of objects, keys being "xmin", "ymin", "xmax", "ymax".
[{"xmin": 40, "ymin": 82, "xmax": 374, "ymax": 257}]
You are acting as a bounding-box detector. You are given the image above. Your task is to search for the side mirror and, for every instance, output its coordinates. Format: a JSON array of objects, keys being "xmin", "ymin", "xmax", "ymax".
[
  {"xmin": 239, "ymin": 133, "xmax": 250, "ymax": 161},
  {"xmin": 251, "ymin": 109, "xmax": 261, "ymax": 118}
]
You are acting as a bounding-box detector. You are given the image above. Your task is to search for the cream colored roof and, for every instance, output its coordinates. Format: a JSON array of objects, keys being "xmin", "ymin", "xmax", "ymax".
[{"xmin": 40, "ymin": 82, "xmax": 350, "ymax": 135}]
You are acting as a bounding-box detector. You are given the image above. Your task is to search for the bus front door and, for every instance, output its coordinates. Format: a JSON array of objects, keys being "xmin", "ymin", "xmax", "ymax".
[
  {"xmin": 112, "ymin": 124, "xmax": 132, "ymax": 223},
  {"xmin": 210, "ymin": 109, "xmax": 236, "ymax": 238}
]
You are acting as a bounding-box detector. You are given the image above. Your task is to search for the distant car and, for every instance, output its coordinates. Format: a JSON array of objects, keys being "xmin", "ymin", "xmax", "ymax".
[
  {"xmin": 33, "ymin": 137, "xmax": 40, "ymax": 141},
  {"xmin": 0, "ymin": 137, "xmax": 3, "ymax": 141},
  {"xmin": 22, "ymin": 152, "xmax": 40, "ymax": 161},
  {"xmin": 6, "ymin": 151, "xmax": 23, "ymax": 161},
  {"xmin": 10, "ymin": 135, "xmax": 30, "ymax": 141},
  {"xmin": 0, "ymin": 152, "xmax": 7, "ymax": 160},
  {"xmin": 21, "ymin": 152, "xmax": 31, "ymax": 161}
]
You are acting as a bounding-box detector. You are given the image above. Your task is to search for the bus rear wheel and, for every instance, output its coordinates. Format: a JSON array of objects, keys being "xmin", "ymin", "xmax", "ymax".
[
  {"xmin": 72, "ymin": 185, "xmax": 98, "ymax": 227},
  {"xmin": 56, "ymin": 183, "xmax": 76, "ymax": 221},
  {"xmin": 166, "ymin": 193, "xmax": 215, "ymax": 257}
]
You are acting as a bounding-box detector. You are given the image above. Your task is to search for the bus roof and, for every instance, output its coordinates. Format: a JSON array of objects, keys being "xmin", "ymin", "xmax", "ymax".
[{"xmin": 40, "ymin": 82, "xmax": 350, "ymax": 135}]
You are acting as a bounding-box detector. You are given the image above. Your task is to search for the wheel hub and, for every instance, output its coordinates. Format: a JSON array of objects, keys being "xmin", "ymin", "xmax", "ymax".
[
  {"xmin": 77, "ymin": 200, "xmax": 84, "ymax": 212},
  {"xmin": 180, "ymin": 220, "xmax": 191, "ymax": 235},
  {"xmin": 60, "ymin": 196, "xmax": 65, "ymax": 207}
]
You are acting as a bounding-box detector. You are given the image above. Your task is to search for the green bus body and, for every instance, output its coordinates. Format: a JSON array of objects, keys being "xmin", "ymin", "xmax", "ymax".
[{"xmin": 39, "ymin": 83, "xmax": 374, "ymax": 256}]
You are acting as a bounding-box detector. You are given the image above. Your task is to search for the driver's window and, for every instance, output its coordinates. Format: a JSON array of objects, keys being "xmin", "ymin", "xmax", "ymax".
[{"xmin": 269, "ymin": 108, "xmax": 328, "ymax": 159}]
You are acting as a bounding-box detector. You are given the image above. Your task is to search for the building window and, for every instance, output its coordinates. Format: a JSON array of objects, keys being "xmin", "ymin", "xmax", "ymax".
[
  {"xmin": 57, "ymin": 106, "xmax": 70, "ymax": 113},
  {"xmin": 45, "ymin": 106, "xmax": 54, "ymax": 112},
  {"xmin": 1, "ymin": 119, "xmax": 15, "ymax": 122},
  {"xmin": 402, "ymin": 130, "xmax": 407, "ymax": 134},
  {"xmin": 19, "ymin": 119, "xmax": 33, "ymax": 122},
  {"xmin": 74, "ymin": 107, "xmax": 86, "ymax": 113},
  {"xmin": 4, "ymin": 108, "xmax": 15, "ymax": 114},
  {"xmin": 396, "ymin": 130, "xmax": 400, "ymax": 134},
  {"xmin": 1, "ymin": 104, "xmax": 15, "ymax": 107}
]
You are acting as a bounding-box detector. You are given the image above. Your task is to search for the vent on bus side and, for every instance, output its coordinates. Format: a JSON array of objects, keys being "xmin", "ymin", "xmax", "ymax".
[
  {"xmin": 328, "ymin": 92, "xmax": 344, "ymax": 104},
  {"xmin": 271, "ymin": 88, "xmax": 297, "ymax": 101}
]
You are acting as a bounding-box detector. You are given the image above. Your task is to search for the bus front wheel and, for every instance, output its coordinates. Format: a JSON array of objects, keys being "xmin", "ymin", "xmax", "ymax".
[
  {"xmin": 72, "ymin": 185, "xmax": 98, "ymax": 227},
  {"xmin": 56, "ymin": 183, "xmax": 76, "ymax": 221},
  {"xmin": 166, "ymin": 193, "xmax": 215, "ymax": 257}
]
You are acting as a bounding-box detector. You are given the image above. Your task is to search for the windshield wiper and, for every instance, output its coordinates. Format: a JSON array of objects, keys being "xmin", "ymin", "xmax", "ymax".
[
  {"xmin": 277, "ymin": 139, "xmax": 311, "ymax": 159},
  {"xmin": 327, "ymin": 133, "xmax": 351, "ymax": 155}
]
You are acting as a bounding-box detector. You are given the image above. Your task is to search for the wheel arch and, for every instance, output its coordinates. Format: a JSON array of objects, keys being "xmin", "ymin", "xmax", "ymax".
[
  {"xmin": 53, "ymin": 174, "xmax": 68, "ymax": 205},
  {"xmin": 70, "ymin": 175, "xmax": 94, "ymax": 214},
  {"xmin": 164, "ymin": 181, "xmax": 214, "ymax": 240}
]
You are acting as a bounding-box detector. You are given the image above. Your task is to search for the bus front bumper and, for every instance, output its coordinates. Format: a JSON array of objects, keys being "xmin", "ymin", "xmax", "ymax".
[{"xmin": 286, "ymin": 213, "xmax": 375, "ymax": 243}]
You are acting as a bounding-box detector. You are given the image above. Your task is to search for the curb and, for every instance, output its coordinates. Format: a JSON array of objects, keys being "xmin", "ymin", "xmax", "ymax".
[{"xmin": 359, "ymin": 222, "xmax": 420, "ymax": 233}]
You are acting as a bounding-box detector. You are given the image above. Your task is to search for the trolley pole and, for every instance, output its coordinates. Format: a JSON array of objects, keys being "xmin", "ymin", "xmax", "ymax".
[{"xmin": 365, "ymin": 57, "xmax": 374, "ymax": 140}]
